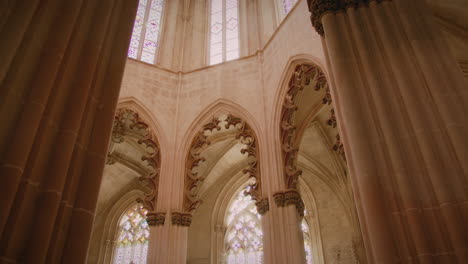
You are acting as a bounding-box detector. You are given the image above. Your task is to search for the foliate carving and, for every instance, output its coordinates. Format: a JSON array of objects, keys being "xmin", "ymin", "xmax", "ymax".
[
  {"xmin": 280, "ymin": 64, "xmax": 328, "ymax": 190},
  {"xmin": 171, "ymin": 212, "xmax": 192, "ymax": 226},
  {"xmin": 273, "ymin": 192, "xmax": 285, "ymax": 207},
  {"xmin": 333, "ymin": 134, "xmax": 346, "ymax": 162},
  {"xmin": 184, "ymin": 115, "xmax": 264, "ymax": 213},
  {"xmin": 255, "ymin": 198, "xmax": 269, "ymax": 215},
  {"xmin": 146, "ymin": 212, "xmax": 166, "ymax": 226},
  {"xmin": 273, "ymin": 190, "xmax": 305, "ymax": 217},
  {"xmin": 183, "ymin": 117, "xmax": 221, "ymax": 213},
  {"xmin": 308, "ymin": 0, "xmax": 389, "ymax": 36},
  {"xmin": 110, "ymin": 108, "xmax": 161, "ymax": 213},
  {"xmin": 327, "ymin": 109, "xmax": 337, "ymax": 128}
]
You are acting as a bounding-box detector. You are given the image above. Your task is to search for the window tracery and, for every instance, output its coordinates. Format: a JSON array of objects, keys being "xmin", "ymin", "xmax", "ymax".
[
  {"xmin": 128, "ymin": 0, "xmax": 165, "ymax": 64},
  {"xmin": 225, "ymin": 185, "xmax": 263, "ymax": 264},
  {"xmin": 209, "ymin": 0, "xmax": 240, "ymax": 65},
  {"xmin": 113, "ymin": 204, "xmax": 150, "ymax": 264}
]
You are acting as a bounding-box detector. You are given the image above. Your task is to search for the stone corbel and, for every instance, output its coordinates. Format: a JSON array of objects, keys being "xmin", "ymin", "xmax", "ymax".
[
  {"xmin": 255, "ymin": 198, "xmax": 269, "ymax": 216},
  {"xmin": 273, "ymin": 190, "xmax": 305, "ymax": 217},
  {"xmin": 146, "ymin": 212, "xmax": 166, "ymax": 226},
  {"xmin": 171, "ymin": 212, "xmax": 193, "ymax": 227}
]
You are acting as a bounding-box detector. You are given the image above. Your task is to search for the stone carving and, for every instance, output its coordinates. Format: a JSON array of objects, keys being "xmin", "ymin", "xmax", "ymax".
[
  {"xmin": 171, "ymin": 212, "xmax": 193, "ymax": 226},
  {"xmin": 109, "ymin": 108, "xmax": 161, "ymax": 213},
  {"xmin": 255, "ymin": 198, "xmax": 269, "ymax": 216},
  {"xmin": 308, "ymin": 0, "xmax": 389, "ymax": 35},
  {"xmin": 183, "ymin": 115, "xmax": 265, "ymax": 214},
  {"xmin": 273, "ymin": 190, "xmax": 305, "ymax": 217},
  {"xmin": 333, "ymin": 134, "xmax": 346, "ymax": 161},
  {"xmin": 326, "ymin": 108, "xmax": 337, "ymax": 128},
  {"xmin": 280, "ymin": 64, "xmax": 328, "ymax": 190},
  {"xmin": 146, "ymin": 212, "xmax": 166, "ymax": 226}
]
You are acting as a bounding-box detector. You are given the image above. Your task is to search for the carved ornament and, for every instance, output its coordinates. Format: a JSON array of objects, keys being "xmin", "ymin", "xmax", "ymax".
[
  {"xmin": 171, "ymin": 212, "xmax": 193, "ymax": 226},
  {"xmin": 183, "ymin": 115, "xmax": 264, "ymax": 213},
  {"xmin": 109, "ymin": 108, "xmax": 161, "ymax": 214},
  {"xmin": 273, "ymin": 190, "xmax": 305, "ymax": 217},
  {"xmin": 307, "ymin": 0, "xmax": 389, "ymax": 36},
  {"xmin": 280, "ymin": 64, "xmax": 329, "ymax": 190},
  {"xmin": 333, "ymin": 134, "xmax": 346, "ymax": 162},
  {"xmin": 255, "ymin": 198, "xmax": 269, "ymax": 216},
  {"xmin": 146, "ymin": 212, "xmax": 166, "ymax": 226}
]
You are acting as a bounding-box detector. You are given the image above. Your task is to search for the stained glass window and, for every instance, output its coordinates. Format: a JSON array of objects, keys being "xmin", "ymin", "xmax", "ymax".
[
  {"xmin": 128, "ymin": 0, "xmax": 165, "ymax": 64},
  {"xmin": 302, "ymin": 218, "xmax": 313, "ymax": 264},
  {"xmin": 113, "ymin": 204, "xmax": 150, "ymax": 264},
  {"xmin": 225, "ymin": 185, "xmax": 263, "ymax": 264},
  {"xmin": 209, "ymin": 0, "xmax": 239, "ymax": 65},
  {"xmin": 278, "ymin": 0, "xmax": 298, "ymax": 17}
]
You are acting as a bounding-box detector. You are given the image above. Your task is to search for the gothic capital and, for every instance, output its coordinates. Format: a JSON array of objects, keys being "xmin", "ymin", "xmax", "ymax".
[
  {"xmin": 146, "ymin": 212, "xmax": 166, "ymax": 226},
  {"xmin": 255, "ymin": 198, "xmax": 269, "ymax": 216},
  {"xmin": 307, "ymin": 0, "xmax": 389, "ymax": 36},
  {"xmin": 171, "ymin": 212, "xmax": 193, "ymax": 227},
  {"xmin": 273, "ymin": 189, "xmax": 305, "ymax": 217}
]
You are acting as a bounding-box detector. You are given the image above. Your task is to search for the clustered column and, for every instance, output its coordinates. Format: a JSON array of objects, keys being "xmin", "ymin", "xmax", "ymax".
[
  {"xmin": 0, "ymin": 0, "xmax": 137, "ymax": 263},
  {"xmin": 308, "ymin": 0, "xmax": 468, "ymax": 263}
]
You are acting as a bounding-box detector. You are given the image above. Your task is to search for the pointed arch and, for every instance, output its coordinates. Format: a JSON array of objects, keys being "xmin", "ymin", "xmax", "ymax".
[
  {"xmin": 179, "ymin": 99, "xmax": 266, "ymax": 214},
  {"xmin": 271, "ymin": 55, "xmax": 330, "ymax": 190}
]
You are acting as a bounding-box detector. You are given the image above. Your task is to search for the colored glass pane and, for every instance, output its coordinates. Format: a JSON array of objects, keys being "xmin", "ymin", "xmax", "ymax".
[
  {"xmin": 113, "ymin": 204, "xmax": 150, "ymax": 264},
  {"xmin": 225, "ymin": 185, "xmax": 263, "ymax": 264},
  {"xmin": 128, "ymin": 0, "xmax": 164, "ymax": 64}
]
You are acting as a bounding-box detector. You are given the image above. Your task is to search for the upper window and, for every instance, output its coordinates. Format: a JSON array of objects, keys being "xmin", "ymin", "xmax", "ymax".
[
  {"xmin": 209, "ymin": 0, "xmax": 240, "ymax": 65},
  {"xmin": 113, "ymin": 204, "xmax": 150, "ymax": 264},
  {"xmin": 128, "ymin": 0, "xmax": 165, "ymax": 64},
  {"xmin": 278, "ymin": 0, "xmax": 298, "ymax": 17},
  {"xmin": 225, "ymin": 185, "xmax": 263, "ymax": 264}
]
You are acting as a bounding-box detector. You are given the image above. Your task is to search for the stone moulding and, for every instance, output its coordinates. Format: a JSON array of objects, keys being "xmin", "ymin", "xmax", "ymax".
[
  {"xmin": 146, "ymin": 212, "xmax": 166, "ymax": 226},
  {"xmin": 183, "ymin": 114, "xmax": 264, "ymax": 213},
  {"xmin": 307, "ymin": 0, "xmax": 390, "ymax": 35},
  {"xmin": 108, "ymin": 108, "xmax": 161, "ymax": 214},
  {"xmin": 273, "ymin": 190, "xmax": 305, "ymax": 217},
  {"xmin": 280, "ymin": 64, "xmax": 328, "ymax": 190},
  {"xmin": 171, "ymin": 212, "xmax": 193, "ymax": 226}
]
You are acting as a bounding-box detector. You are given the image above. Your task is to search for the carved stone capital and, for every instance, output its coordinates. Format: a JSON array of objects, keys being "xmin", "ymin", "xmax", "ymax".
[
  {"xmin": 273, "ymin": 190, "xmax": 305, "ymax": 217},
  {"xmin": 171, "ymin": 212, "xmax": 192, "ymax": 227},
  {"xmin": 308, "ymin": 0, "xmax": 389, "ymax": 35},
  {"xmin": 255, "ymin": 198, "xmax": 269, "ymax": 215},
  {"xmin": 146, "ymin": 212, "xmax": 166, "ymax": 226}
]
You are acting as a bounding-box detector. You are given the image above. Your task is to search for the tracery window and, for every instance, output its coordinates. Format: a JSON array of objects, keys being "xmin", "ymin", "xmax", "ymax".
[
  {"xmin": 209, "ymin": 0, "xmax": 239, "ymax": 65},
  {"xmin": 113, "ymin": 204, "xmax": 150, "ymax": 264},
  {"xmin": 302, "ymin": 218, "xmax": 313, "ymax": 264},
  {"xmin": 225, "ymin": 185, "xmax": 263, "ymax": 264},
  {"xmin": 278, "ymin": 0, "xmax": 298, "ymax": 17},
  {"xmin": 128, "ymin": 0, "xmax": 165, "ymax": 64}
]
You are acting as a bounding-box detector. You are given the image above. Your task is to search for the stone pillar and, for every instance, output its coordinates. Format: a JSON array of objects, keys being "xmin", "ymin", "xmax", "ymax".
[
  {"xmin": 308, "ymin": 0, "xmax": 468, "ymax": 263},
  {"xmin": 0, "ymin": 0, "xmax": 138, "ymax": 263}
]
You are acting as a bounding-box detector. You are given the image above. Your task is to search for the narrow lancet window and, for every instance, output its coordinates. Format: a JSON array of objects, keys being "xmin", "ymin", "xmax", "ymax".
[
  {"xmin": 225, "ymin": 185, "xmax": 263, "ymax": 264},
  {"xmin": 113, "ymin": 204, "xmax": 150, "ymax": 264},
  {"xmin": 209, "ymin": 0, "xmax": 239, "ymax": 65},
  {"xmin": 128, "ymin": 0, "xmax": 165, "ymax": 64}
]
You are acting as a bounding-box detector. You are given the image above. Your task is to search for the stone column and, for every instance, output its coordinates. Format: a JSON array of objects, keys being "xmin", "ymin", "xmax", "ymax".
[
  {"xmin": 308, "ymin": 0, "xmax": 468, "ymax": 263},
  {"xmin": 0, "ymin": 0, "xmax": 138, "ymax": 263}
]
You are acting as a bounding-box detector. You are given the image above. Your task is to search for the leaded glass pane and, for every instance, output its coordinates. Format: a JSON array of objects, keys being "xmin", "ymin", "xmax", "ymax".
[
  {"xmin": 225, "ymin": 185, "xmax": 263, "ymax": 264},
  {"xmin": 113, "ymin": 204, "xmax": 150, "ymax": 264},
  {"xmin": 128, "ymin": 0, "xmax": 164, "ymax": 64},
  {"xmin": 210, "ymin": 0, "xmax": 239, "ymax": 65}
]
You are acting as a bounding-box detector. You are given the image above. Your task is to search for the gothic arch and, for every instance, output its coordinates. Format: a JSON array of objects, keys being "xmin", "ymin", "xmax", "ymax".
[
  {"xmin": 90, "ymin": 189, "xmax": 145, "ymax": 264},
  {"xmin": 178, "ymin": 99, "xmax": 266, "ymax": 215}
]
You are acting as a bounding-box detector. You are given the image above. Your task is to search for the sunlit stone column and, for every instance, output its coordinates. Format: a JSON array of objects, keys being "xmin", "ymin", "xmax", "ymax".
[
  {"xmin": 0, "ymin": 0, "xmax": 138, "ymax": 263},
  {"xmin": 308, "ymin": 0, "xmax": 468, "ymax": 263}
]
